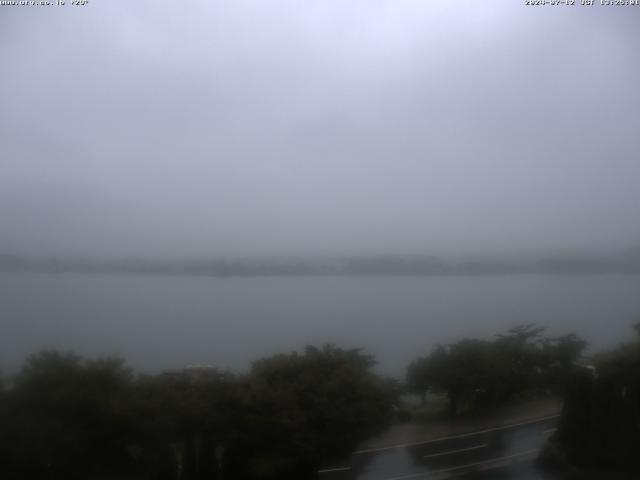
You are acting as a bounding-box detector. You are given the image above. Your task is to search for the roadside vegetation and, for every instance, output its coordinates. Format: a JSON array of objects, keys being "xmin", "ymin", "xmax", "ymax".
[
  {"xmin": 0, "ymin": 346, "xmax": 394, "ymax": 480},
  {"xmin": 406, "ymin": 324, "xmax": 586, "ymax": 419},
  {"xmin": 3, "ymin": 324, "xmax": 640, "ymax": 479},
  {"xmin": 543, "ymin": 324, "xmax": 640, "ymax": 472}
]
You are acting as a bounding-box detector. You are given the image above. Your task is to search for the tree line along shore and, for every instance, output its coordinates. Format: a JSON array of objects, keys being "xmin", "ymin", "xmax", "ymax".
[
  {"xmin": 2, "ymin": 253, "xmax": 640, "ymax": 277},
  {"xmin": 1, "ymin": 324, "xmax": 639, "ymax": 479}
]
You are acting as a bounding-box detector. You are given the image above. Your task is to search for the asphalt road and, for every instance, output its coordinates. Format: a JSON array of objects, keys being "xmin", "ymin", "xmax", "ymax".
[{"xmin": 318, "ymin": 415, "xmax": 561, "ymax": 480}]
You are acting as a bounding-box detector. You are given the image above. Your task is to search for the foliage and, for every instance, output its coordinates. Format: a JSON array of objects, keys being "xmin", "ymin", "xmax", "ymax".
[
  {"xmin": 407, "ymin": 325, "xmax": 586, "ymax": 417},
  {"xmin": 555, "ymin": 324, "xmax": 640, "ymax": 470},
  {"xmin": 228, "ymin": 345, "xmax": 394, "ymax": 479},
  {"xmin": 0, "ymin": 346, "xmax": 395, "ymax": 480},
  {"xmin": 2, "ymin": 351, "xmax": 135, "ymax": 479}
]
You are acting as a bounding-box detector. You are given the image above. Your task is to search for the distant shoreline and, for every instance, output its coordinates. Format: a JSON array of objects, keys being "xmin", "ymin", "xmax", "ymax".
[{"xmin": 2, "ymin": 254, "xmax": 639, "ymax": 277}]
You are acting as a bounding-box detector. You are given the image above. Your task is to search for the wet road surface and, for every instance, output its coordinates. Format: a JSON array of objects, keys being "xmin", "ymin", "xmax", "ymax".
[{"xmin": 319, "ymin": 415, "xmax": 560, "ymax": 480}]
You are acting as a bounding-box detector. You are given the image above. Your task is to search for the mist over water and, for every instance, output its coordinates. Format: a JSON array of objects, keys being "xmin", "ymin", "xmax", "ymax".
[
  {"xmin": 2, "ymin": 2, "xmax": 640, "ymax": 376},
  {"xmin": 2, "ymin": 272, "xmax": 638, "ymax": 377},
  {"xmin": 3, "ymin": 5, "xmax": 640, "ymax": 479}
]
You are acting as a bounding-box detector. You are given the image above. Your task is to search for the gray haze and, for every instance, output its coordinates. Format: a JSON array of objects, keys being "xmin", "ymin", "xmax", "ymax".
[
  {"xmin": 2, "ymin": 2, "xmax": 640, "ymax": 258},
  {"xmin": 2, "ymin": 273, "xmax": 640, "ymax": 376}
]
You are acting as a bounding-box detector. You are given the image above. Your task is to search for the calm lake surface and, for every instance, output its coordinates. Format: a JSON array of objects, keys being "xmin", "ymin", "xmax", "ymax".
[{"xmin": 1, "ymin": 273, "xmax": 639, "ymax": 377}]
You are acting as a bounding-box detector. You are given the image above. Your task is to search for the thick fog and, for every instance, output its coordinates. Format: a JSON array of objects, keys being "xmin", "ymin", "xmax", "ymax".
[{"xmin": 1, "ymin": 2, "xmax": 639, "ymax": 258}]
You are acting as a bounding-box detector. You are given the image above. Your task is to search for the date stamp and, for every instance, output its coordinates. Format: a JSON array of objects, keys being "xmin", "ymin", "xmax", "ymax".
[
  {"xmin": 0, "ymin": 1, "xmax": 89, "ymax": 6},
  {"xmin": 525, "ymin": 0, "xmax": 639, "ymax": 5}
]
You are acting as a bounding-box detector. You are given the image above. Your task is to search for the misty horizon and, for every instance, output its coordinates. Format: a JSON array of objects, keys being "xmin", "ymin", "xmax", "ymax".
[
  {"xmin": 2, "ymin": 2, "xmax": 640, "ymax": 259},
  {"xmin": 3, "ymin": 3, "xmax": 640, "ymax": 479}
]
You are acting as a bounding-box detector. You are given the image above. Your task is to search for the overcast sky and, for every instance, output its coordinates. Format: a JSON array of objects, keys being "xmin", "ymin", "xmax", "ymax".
[{"xmin": 1, "ymin": 1, "xmax": 639, "ymax": 258}]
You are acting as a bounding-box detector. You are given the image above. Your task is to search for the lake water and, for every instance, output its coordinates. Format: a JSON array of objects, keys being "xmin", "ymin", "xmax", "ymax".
[{"xmin": 1, "ymin": 273, "xmax": 639, "ymax": 377}]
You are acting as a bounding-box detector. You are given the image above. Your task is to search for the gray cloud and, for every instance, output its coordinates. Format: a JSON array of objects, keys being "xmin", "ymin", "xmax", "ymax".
[{"xmin": 1, "ymin": 1, "xmax": 639, "ymax": 257}]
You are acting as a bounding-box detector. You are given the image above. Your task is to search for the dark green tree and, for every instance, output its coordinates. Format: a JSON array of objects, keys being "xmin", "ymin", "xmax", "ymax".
[
  {"xmin": 130, "ymin": 368, "xmax": 240, "ymax": 480},
  {"xmin": 227, "ymin": 345, "xmax": 395, "ymax": 479},
  {"xmin": 1, "ymin": 345, "xmax": 397, "ymax": 480},
  {"xmin": 553, "ymin": 324, "xmax": 640, "ymax": 470},
  {"xmin": 407, "ymin": 340, "xmax": 494, "ymax": 416},
  {"xmin": 407, "ymin": 325, "xmax": 586, "ymax": 417},
  {"xmin": 4, "ymin": 351, "xmax": 136, "ymax": 480},
  {"xmin": 540, "ymin": 333, "xmax": 587, "ymax": 393}
]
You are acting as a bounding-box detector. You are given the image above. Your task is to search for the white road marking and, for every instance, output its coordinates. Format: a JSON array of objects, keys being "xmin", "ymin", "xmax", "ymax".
[
  {"xmin": 318, "ymin": 466, "xmax": 351, "ymax": 473},
  {"xmin": 383, "ymin": 449, "xmax": 539, "ymax": 480},
  {"xmin": 423, "ymin": 443, "xmax": 487, "ymax": 459},
  {"xmin": 542, "ymin": 428, "xmax": 557, "ymax": 434},
  {"xmin": 354, "ymin": 414, "xmax": 560, "ymax": 454}
]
